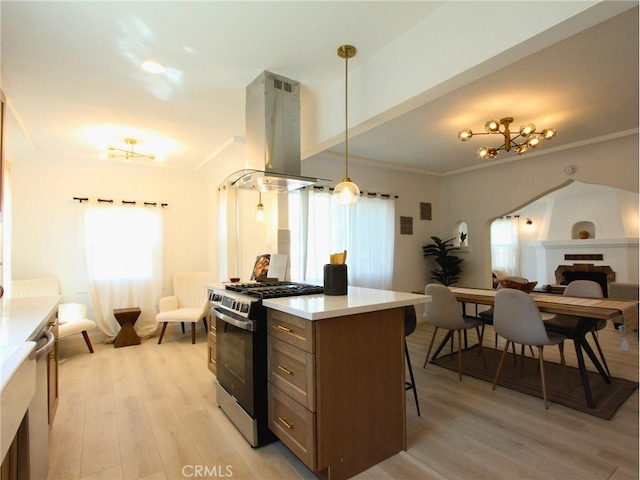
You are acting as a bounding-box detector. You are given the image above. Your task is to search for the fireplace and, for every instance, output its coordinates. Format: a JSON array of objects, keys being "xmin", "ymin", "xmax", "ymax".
[{"xmin": 554, "ymin": 264, "xmax": 615, "ymax": 297}]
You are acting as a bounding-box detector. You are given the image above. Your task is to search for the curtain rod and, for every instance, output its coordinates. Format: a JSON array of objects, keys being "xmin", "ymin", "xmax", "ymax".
[
  {"xmin": 73, "ymin": 197, "xmax": 168, "ymax": 207},
  {"xmin": 308, "ymin": 185, "xmax": 398, "ymax": 199}
]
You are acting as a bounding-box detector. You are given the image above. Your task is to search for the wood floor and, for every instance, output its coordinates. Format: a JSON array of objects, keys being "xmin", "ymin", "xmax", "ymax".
[{"xmin": 48, "ymin": 320, "xmax": 638, "ymax": 480}]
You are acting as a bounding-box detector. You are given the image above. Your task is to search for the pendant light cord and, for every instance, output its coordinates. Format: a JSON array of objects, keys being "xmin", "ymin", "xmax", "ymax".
[{"xmin": 344, "ymin": 51, "xmax": 349, "ymax": 180}]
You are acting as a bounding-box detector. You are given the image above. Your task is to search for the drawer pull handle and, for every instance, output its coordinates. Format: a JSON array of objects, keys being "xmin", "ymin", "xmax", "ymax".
[
  {"xmin": 278, "ymin": 365, "xmax": 294, "ymax": 375},
  {"xmin": 276, "ymin": 325, "xmax": 294, "ymax": 333},
  {"xmin": 278, "ymin": 416, "xmax": 294, "ymax": 430}
]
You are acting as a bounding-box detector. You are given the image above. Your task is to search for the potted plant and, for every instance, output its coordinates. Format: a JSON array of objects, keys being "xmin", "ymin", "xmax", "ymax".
[{"xmin": 422, "ymin": 236, "xmax": 463, "ymax": 286}]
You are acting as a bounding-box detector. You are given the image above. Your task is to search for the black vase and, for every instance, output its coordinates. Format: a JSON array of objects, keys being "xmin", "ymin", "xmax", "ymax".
[{"xmin": 323, "ymin": 264, "xmax": 348, "ymax": 296}]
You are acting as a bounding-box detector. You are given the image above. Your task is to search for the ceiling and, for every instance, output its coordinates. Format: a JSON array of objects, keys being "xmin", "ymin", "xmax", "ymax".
[{"xmin": 1, "ymin": 2, "xmax": 638, "ymax": 177}]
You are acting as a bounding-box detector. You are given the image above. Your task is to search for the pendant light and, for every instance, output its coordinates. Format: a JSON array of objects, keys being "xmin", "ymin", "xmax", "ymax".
[
  {"xmin": 334, "ymin": 45, "xmax": 360, "ymax": 206},
  {"xmin": 256, "ymin": 192, "xmax": 264, "ymax": 222}
]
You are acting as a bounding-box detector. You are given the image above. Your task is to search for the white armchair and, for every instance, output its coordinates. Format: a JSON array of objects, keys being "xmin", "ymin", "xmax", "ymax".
[
  {"xmin": 11, "ymin": 277, "xmax": 61, "ymax": 297},
  {"xmin": 58, "ymin": 303, "xmax": 96, "ymax": 353},
  {"xmin": 156, "ymin": 272, "xmax": 215, "ymax": 344}
]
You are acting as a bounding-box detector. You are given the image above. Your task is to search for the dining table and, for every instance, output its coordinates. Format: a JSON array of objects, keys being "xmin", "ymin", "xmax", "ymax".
[{"xmin": 447, "ymin": 286, "xmax": 639, "ymax": 408}]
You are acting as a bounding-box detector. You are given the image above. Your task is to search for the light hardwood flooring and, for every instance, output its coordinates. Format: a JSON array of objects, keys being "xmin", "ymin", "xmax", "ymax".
[{"xmin": 48, "ymin": 320, "xmax": 638, "ymax": 480}]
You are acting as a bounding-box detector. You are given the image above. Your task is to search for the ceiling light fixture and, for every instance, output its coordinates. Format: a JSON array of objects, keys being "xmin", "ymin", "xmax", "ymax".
[
  {"xmin": 141, "ymin": 60, "xmax": 166, "ymax": 74},
  {"xmin": 106, "ymin": 138, "xmax": 156, "ymax": 162},
  {"xmin": 334, "ymin": 45, "xmax": 360, "ymax": 206},
  {"xmin": 458, "ymin": 117, "xmax": 556, "ymax": 159}
]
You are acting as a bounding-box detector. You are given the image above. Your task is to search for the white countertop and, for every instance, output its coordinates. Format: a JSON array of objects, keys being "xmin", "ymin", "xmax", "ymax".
[
  {"xmin": 263, "ymin": 286, "xmax": 429, "ymax": 320},
  {"xmin": 0, "ymin": 295, "xmax": 62, "ymax": 346},
  {"xmin": 0, "ymin": 295, "xmax": 61, "ymax": 451}
]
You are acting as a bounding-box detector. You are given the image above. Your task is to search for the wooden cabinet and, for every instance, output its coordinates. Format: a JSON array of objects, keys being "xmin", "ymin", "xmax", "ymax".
[
  {"xmin": 207, "ymin": 311, "xmax": 216, "ymax": 375},
  {"xmin": 267, "ymin": 307, "xmax": 406, "ymax": 480},
  {"xmin": 47, "ymin": 314, "xmax": 59, "ymax": 426}
]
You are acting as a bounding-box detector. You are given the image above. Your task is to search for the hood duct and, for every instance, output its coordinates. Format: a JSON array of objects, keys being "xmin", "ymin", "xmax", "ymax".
[{"xmin": 222, "ymin": 71, "xmax": 325, "ymax": 192}]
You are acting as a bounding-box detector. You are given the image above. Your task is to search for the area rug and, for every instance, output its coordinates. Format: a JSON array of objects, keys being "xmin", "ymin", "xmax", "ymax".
[{"xmin": 430, "ymin": 345, "xmax": 638, "ymax": 419}]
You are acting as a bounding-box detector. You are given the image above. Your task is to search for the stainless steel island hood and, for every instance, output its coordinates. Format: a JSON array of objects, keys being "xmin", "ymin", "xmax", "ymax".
[{"xmin": 221, "ymin": 71, "xmax": 325, "ymax": 192}]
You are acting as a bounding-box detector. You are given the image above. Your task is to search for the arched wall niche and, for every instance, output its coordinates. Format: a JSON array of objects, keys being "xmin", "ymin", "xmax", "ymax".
[
  {"xmin": 572, "ymin": 221, "xmax": 596, "ymax": 239},
  {"xmin": 454, "ymin": 221, "xmax": 468, "ymax": 246}
]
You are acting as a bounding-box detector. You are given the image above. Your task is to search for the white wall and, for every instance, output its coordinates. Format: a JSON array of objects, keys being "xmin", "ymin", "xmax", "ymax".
[
  {"xmin": 9, "ymin": 133, "xmax": 638, "ymax": 314},
  {"xmin": 301, "ymin": 134, "xmax": 638, "ymax": 295},
  {"xmin": 438, "ymin": 133, "xmax": 639, "ymax": 288},
  {"xmin": 11, "ymin": 152, "xmax": 210, "ymax": 306}
]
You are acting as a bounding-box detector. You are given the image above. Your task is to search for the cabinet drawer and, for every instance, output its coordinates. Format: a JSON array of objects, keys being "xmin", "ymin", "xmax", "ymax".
[
  {"xmin": 268, "ymin": 384, "xmax": 316, "ymax": 471},
  {"xmin": 268, "ymin": 310, "xmax": 314, "ymax": 352},
  {"xmin": 268, "ymin": 336, "xmax": 315, "ymax": 411}
]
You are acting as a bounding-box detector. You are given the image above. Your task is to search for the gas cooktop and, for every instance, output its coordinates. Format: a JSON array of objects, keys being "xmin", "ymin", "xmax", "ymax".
[{"xmin": 225, "ymin": 281, "xmax": 324, "ymax": 299}]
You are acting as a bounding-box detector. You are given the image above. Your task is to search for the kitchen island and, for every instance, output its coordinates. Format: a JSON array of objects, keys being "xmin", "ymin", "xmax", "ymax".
[
  {"xmin": 263, "ymin": 286, "xmax": 428, "ymax": 480},
  {"xmin": 1, "ymin": 295, "xmax": 62, "ymax": 478}
]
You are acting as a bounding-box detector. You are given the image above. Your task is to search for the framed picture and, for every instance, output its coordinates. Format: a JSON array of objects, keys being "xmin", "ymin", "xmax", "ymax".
[{"xmin": 251, "ymin": 254, "xmax": 271, "ymax": 280}]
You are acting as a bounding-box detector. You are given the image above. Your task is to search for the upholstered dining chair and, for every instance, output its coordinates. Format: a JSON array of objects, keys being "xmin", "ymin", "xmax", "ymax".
[
  {"xmin": 492, "ymin": 288, "xmax": 568, "ymax": 409},
  {"xmin": 58, "ymin": 303, "xmax": 96, "ymax": 353},
  {"xmin": 478, "ymin": 276, "xmax": 530, "ymax": 349},
  {"xmin": 544, "ymin": 280, "xmax": 610, "ymax": 376},
  {"xmin": 423, "ymin": 283, "xmax": 486, "ymax": 381},
  {"xmin": 156, "ymin": 271, "xmax": 215, "ymax": 344},
  {"xmin": 403, "ymin": 305, "xmax": 420, "ymax": 416}
]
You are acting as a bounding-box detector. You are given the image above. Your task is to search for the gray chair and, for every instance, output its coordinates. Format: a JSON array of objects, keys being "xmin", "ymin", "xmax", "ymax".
[
  {"xmin": 544, "ymin": 280, "xmax": 609, "ymax": 376},
  {"xmin": 492, "ymin": 288, "xmax": 568, "ymax": 409},
  {"xmin": 478, "ymin": 276, "xmax": 530, "ymax": 348},
  {"xmin": 423, "ymin": 284, "xmax": 486, "ymax": 381},
  {"xmin": 403, "ymin": 305, "xmax": 420, "ymax": 416}
]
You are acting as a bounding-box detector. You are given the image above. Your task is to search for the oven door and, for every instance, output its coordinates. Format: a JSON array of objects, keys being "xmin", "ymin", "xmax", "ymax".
[{"xmin": 214, "ymin": 307, "xmax": 255, "ymax": 417}]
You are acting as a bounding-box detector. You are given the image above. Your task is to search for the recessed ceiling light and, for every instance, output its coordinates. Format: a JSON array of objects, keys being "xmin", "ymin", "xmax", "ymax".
[{"xmin": 141, "ymin": 60, "xmax": 166, "ymax": 74}]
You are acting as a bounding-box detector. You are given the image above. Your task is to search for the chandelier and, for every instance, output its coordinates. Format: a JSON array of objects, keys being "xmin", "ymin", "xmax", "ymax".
[
  {"xmin": 458, "ymin": 117, "xmax": 556, "ymax": 159},
  {"xmin": 333, "ymin": 44, "xmax": 360, "ymax": 206},
  {"xmin": 106, "ymin": 138, "xmax": 156, "ymax": 162}
]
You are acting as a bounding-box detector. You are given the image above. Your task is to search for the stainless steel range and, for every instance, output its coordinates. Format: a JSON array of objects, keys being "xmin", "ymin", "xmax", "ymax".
[{"xmin": 209, "ymin": 281, "xmax": 323, "ymax": 447}]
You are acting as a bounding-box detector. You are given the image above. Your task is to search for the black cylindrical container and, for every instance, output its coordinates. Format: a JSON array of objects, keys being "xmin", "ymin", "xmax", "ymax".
[{"xmin": 324, "ymin": 264, "xmax": 348, "ymax": 295}]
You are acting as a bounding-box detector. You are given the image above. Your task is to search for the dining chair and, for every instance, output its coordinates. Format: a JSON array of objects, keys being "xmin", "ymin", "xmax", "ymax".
[
  {"xmin": 156, "ymin": 271, "xmax": 215, "ymax": 344},
  {"xmin": 492, "ymin": 288, "xmax": 567, "ymax": 409},
  {"xmin": 544, "ymin": 280, "xmax": 610, "ymax": 376},
  {"xmin": 423, "ymin": 283, "xmax": 486, "ymax": 381},
  {"xmin": 403, "ymin": 305, "xmax": 420, "ymax": 416},
  {"xmin": 478, "ymin": 276, "xmax": 529, "ymax": 349}
]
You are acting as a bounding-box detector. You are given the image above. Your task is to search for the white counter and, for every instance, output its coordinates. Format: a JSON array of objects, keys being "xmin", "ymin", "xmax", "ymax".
[
  {"xmin": 263, "ymin": 286, "xmax": 429, "ymax": 320},
  {"xmin": 1, "ymin": 296, "xmax": 60, "ymax": 463},
  {"xmin": 0, "ymin": 296, "xmax": 62, "ymax": 346}
]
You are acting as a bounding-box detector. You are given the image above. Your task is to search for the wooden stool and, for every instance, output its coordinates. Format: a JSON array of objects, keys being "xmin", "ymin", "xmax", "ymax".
[{"xmin": 113, "ymin": 307, "xmax": 141, "ymax": 348}]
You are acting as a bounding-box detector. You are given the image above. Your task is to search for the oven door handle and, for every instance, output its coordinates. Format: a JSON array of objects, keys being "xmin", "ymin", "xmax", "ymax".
[{"xmin": 213, "ymin": 308, "xmax": 255, "ymax": 332}]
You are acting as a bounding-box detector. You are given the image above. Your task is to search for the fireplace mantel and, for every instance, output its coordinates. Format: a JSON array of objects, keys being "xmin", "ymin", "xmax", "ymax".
[{"xmin": 532, "ymin": 238, "xmax": 639, "ymax": 250}]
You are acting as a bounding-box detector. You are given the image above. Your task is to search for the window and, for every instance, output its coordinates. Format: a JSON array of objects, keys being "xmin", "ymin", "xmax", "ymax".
[
  {"xmin": 82, "ymin": 204, "xmax": 163, "ymax": 338},
  {"xmin": 490, "ymin": 216, "xmax": 520, "ymax": 276},
  {"xmin": 288, "ymin": 190, "xmax": 395, "ymax": 289},
  {"xmin": 84, "ymin": 207, "xmax": 160, "ymax": 280}
]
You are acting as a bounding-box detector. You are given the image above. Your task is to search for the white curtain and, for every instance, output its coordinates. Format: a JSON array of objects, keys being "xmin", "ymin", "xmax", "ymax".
[
  {"xmin": 490, "ymin": 216, "xmax": 520, "ymax": 276},
  {"xmin": 289, "ymin": 190, "xmax": 395, "ymax": 289},
  {"xmin": 81, "ymin": 203, "xmax": 163, "ymax": 340}
]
